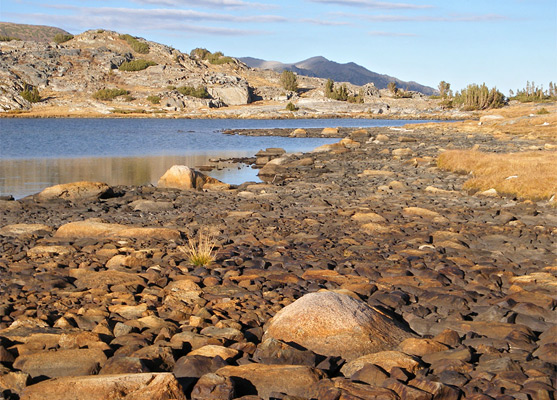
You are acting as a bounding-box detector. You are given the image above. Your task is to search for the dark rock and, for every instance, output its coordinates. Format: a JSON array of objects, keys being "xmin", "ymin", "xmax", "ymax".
[{"xmin": 253, "ymin": 338, "xmax": 318, "ymax": 366}]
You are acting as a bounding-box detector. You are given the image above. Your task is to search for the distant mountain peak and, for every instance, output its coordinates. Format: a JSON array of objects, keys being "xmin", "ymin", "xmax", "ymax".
[{"xmin": 240, "ymin": 55, "xmax": 435, "ymax": 95}]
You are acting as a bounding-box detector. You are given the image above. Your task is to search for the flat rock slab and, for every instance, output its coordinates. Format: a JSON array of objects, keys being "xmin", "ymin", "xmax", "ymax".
[
  {"xmin": 20, "ymin": 373, "xmax": 186, "ymax": 400},
  {"xmin": 263, "ymin": 291, "xmax": 416, "ymax": 361},
  {"xmin": 36, "ymin": 181, "xmax": 112, "ymax": 201},
  {"xmin": 0, "ymin": 223, "xmax": 53, "ymax": 237},
  {"xmin": 13, "ymin": 348, "xmax": 107, "ymax": 379},
  {"xmin": 54, "ymin": 219, "xmax": 181, "ymax": 240}
]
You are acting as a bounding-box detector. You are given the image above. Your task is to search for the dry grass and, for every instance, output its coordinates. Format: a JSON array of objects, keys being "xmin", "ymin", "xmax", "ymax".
[
  {"xmin": 179, "ymin": 228, "xmax": 217, "ymax": 267},
  {"xmin": 409, "ymin": 103, "xmax": 557, "ymax": 141},
  {"xmin": 438, "ymin": 150, "xmax": 557, "ymax": 201}
]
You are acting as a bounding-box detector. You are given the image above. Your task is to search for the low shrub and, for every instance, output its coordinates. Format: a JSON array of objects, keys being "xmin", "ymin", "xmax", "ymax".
[
  {"xmin": 536, "ymin": 107, "xmax": 549, "ymax": 115},
  {"xmin": 286, "ymin": 102, "xmax": 298, "ymax": 111},
  {"xmin": 122, "ymin": 94, "xmax": 135, "ymax": 102},
  {"xmin": 147, "ymin": 95, "xmax": 160, "ymax": 104},
  {"xmin": 120, "ymin": 34, "xmax": 149, "ymax": 54},
  {"xmin": 118, "ymin": 59, "xmax": 157, "ymax": 71},
  {"xmin": 93, "ymin": 88, "xmax": 129, "ymax": 101},
  {"xmin": 20, "ymin": 86, "xmax": 41, "ymax": 103},
  {"xmin": 177, "ymin": 86, "xmax": 210, "ymax": 99},
  {"xmin": 166, "ymin": 85, "xmax": 177, "ymax": 90},
  {"xmin": 190, "ymin": 48, "xmax": 211, "ymax": 60},
  {"xmin": 110, "ymin": 108, "xmax": 147, "ymax": 114},
  {"xmin": 53, "ymin": 33, "xmax": 74, "ymax": 44},
  {"xmin": 189, "ymin": 48, "xmax": 233, "ymax": 65},
  {"xmin": 0, "ymin": 35, "xmax": 19, "ymax": 42}
]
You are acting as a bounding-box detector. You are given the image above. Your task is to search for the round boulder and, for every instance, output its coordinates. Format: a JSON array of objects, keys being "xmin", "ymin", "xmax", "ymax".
[
  {"xmin": 157, "ymin": 165, "xmax": 227, "ymax": 190},
  {"xmin": 36, "ymin": 181, "xmax": 112, "ymax": 201},
  {"xmin": 262, "ymin": 291, "xmax": 416, "ymax": 362}
]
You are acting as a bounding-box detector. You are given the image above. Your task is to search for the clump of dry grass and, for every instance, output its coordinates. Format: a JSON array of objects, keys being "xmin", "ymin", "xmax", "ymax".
[
  {"xmin": 438, "ymin": 150, "xmax": 557, "ymax": 201},
  {"xmin": 179, "ymin": 228, "xmax": 217, "ymax": 267}
]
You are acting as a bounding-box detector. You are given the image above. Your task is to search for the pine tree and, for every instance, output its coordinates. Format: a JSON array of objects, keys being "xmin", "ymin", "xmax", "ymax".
[{"xmin": 280, "ymin": 70, "xmax": 298, "ymax": 92}]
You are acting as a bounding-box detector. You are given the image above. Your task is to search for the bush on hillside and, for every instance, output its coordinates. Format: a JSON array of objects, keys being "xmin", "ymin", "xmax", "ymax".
[
  {"xmin": 53, "ymin": 33, "xmax": 74, "ymax": 44},
  {"xmin": 118, "ymin": 59, "xmax": 157, "ymax": 71},
  {"xmin": 147, "ymin": 95, "xmax": 161, "ymax": 104},
  {"xmin": 286, "ymin": 102, "xmax": 298, "ymax": 111},
  {"xmin": 0, "ymin": 35, "xmax": 19, "ymax": 42},
  {"xmin": 177, "ymin": 86, "xmax": 210, "ymax": 99},
  {"xmin": 120, "ymin": 34, "xmax": 150, "ymax": 54},
  {"xmin": 20, "ymin": 85, "xmax": 41, "ymax": 103},
  {"xmin": 189, "ymin": 48, "xmax": 233, "ymax": 65},
  {"xmin": 93, "ymin": 88, "xmax": 129, "ymax": 101}
]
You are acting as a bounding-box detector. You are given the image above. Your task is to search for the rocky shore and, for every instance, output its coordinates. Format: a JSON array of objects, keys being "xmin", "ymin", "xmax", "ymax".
[{"xmin": 0, "ymin": 124, "xmax": 556, "ymax": 399}]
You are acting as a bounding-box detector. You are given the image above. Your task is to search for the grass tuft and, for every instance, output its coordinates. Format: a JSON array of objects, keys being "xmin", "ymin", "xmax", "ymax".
[
  {"xmin": 179, "ymin": 228, "xmax": 217, "ymax": 267},
  {"xmin": 438, "ymin": 150, "xmax": 557, "ymax": 201}
]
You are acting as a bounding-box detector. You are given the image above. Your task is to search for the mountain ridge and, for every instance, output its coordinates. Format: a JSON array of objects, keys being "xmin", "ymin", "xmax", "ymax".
[
  {"xmin": 240, "ymin": 55, "xmax": 436, "ymax": 95},
  {"xmin": 0, "ymin": 22, "xmax": 70, "ymax": 42}
]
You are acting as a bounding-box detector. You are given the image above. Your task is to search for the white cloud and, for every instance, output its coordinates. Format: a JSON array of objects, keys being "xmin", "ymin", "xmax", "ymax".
[
  {"xmin": 11, "ymin": 11, "xmax": 268, "ymax": 36},
  {"xmin": 310, "ymin": 0, "xmax": 432, "ymax": 9},
  {"xmin": 360, "ymin": 13, "xmax": 509, "ymax": 22},
  {"xmin": 131, "ymin": 0, "xmax": 273, "ymax": 9},
  {"xmin": 40, "ymin": 5, "xmax": 287, "ymax": 23}
]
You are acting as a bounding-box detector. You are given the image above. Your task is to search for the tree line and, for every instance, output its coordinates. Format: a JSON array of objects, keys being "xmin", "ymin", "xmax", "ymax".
[{"xmin": 435, "ymin": 80, "xmax": 556, "ymax": 110}]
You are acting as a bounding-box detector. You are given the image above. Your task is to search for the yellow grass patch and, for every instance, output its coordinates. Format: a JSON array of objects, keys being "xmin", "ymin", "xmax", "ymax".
[{"xmin": 438, "ymin": 150, "xmax": 557, "ymax": 201}]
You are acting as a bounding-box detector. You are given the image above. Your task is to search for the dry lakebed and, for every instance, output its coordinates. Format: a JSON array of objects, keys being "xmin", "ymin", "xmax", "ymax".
[{"xmin": 0, "ymin": 122, "xmax": 555, "ymax": 400}]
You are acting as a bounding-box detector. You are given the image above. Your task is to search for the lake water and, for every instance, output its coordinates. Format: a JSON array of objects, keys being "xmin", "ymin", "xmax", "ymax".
[{"xmin": 1, "ymin": 118, "xmax": 427, "ymax": 199}]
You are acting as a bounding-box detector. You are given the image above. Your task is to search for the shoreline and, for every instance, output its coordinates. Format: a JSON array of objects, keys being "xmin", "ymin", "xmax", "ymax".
[{"xmin": 0, "ymin": 111, "xmax": 466, "ymax": 120}]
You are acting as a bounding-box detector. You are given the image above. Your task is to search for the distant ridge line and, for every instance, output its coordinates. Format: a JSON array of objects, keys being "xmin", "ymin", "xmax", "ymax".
[{"xmin": 240, "ymin": 55, "xmax": 435, "ymax": 95}]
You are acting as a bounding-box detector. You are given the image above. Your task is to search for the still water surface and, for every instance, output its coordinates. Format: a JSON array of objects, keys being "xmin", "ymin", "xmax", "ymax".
[{"xmin": 1, "ymin": 118, "xmax": 426, "ymax": 198}]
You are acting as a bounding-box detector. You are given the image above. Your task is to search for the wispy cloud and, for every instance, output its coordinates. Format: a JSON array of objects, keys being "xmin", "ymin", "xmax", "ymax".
[
  {"xmin": 349, "ymin": 13, "xmax": 510, "ymax": 22},
  {"xmin": 10, "ymin": 11, "xmax": 268, "ymax": 35},
  {"xmin": 131, "ymin": 0, "xmax": 273, "ymax": 9},
  {"xmin": 301, "ymin": 18, "xmax": 352, "ymax": 26},
  {"xmin": 310, "ymin": 0, "xmax": 432, "ymax": 9},
  {"xmin": 40, "ymin": 5, "xmax": 287, "ymax": 23},
  {"xmin": 369, "ymin": 30, "xmax": 416, "ymax": 36}
]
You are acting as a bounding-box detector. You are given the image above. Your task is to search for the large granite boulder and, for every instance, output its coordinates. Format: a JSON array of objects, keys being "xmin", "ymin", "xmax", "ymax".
[
  {"xmin": 36, "ymin": 181, "xmax": 113, "ymax": 201},
  {"xmin": 207, "ymin": 81, "xmax": 251, "ymax": 106},
  {"xmin": 262, "ymin": 291, "xmax": 416, "ymax": 362},
  {"xmin": 157, "ymin": 165, "xmax": 229, "ymax": 191}
]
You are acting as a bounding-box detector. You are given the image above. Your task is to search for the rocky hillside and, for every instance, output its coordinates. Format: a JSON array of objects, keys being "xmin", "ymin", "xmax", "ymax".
[
  {"xmin": 0, "ymin": 22, "xmax": 70, "ymax": 42},
  {"xmin": 240, "ymin": 56, "xmax": 436, "ymax": 95},
  {"xmin": 0, "ymin": 28, "xmax": 450, "ymax": 118}
]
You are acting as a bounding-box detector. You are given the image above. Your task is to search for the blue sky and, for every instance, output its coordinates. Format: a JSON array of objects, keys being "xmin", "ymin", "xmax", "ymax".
[{"xmin": 3, "ymin": 0, "xmax": 556, "ymax": 93}]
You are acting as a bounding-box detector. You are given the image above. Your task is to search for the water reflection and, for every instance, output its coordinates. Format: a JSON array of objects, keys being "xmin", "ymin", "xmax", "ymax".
[{"xmin": 0, "ymin": 153, "xmax": 260, "ymax": 199}]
